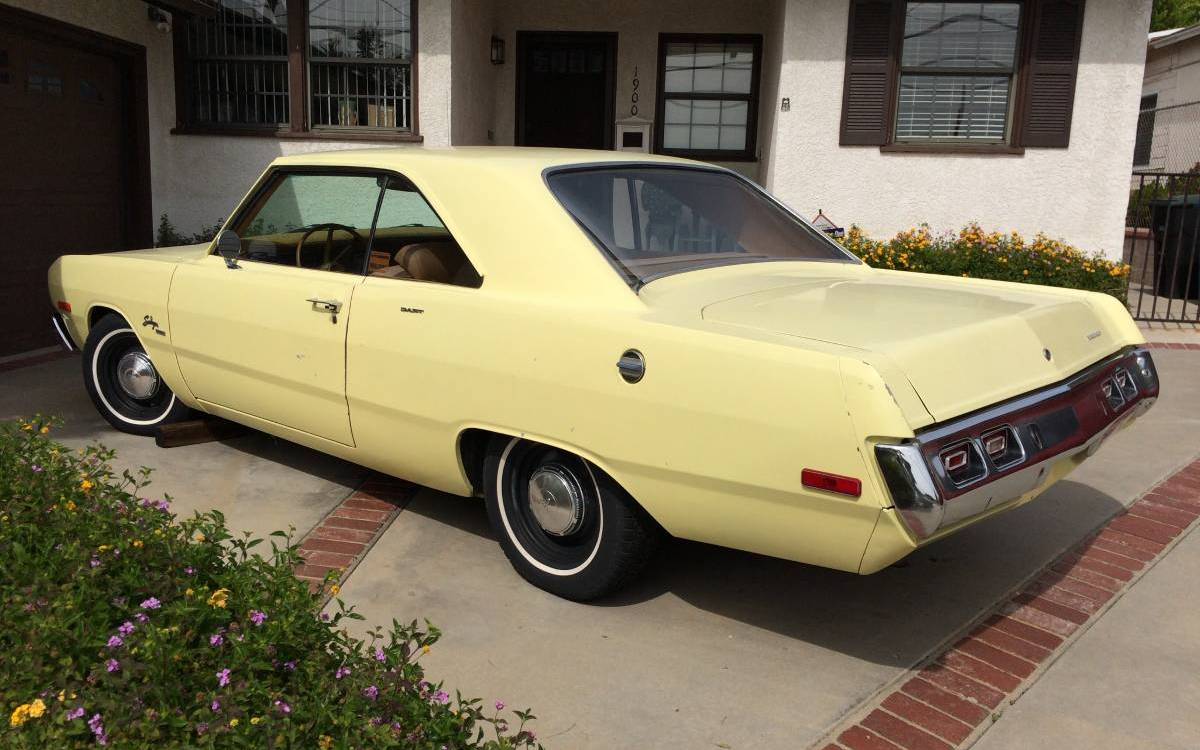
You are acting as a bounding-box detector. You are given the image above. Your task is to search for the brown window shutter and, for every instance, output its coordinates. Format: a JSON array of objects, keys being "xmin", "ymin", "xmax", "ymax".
[
  {"xmin": 1018, "ymin": 0, "xmax": 1086, "ymax": 148},
  {"xmin": 839, "ymin": 0, "xmax": 898, "ymax": 146}
]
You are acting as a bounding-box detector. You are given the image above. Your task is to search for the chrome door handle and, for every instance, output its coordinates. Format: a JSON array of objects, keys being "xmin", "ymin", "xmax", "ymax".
[{"xmin": 306, "ymin": 297, "xmax": 342, "ymax": 323}]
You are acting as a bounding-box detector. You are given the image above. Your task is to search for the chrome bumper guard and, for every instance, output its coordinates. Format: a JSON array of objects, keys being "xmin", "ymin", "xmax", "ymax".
[
  {"xmin": 50, "ymin": 312, "xmax": 77, "ymax": 353},
  {"xmin": 876, "ymin": 347, "xmax": 1159, "ymax": 540}
]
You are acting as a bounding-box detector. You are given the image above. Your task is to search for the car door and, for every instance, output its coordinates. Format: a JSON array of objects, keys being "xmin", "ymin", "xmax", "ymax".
[{"xmin": 169, "ymin": 170, "xmax": 386, "ymax": 446}]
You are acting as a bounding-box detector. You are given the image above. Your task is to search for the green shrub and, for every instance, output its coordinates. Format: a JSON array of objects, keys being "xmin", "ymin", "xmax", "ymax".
[
  {"xmin": 0, "ymin": 418, "xmax": 541, "ymax": 749},
  {"xmin": 155, "ymin": 215, "xmax": 224, "ymax": 248},
  {"xmin": 839, "ymin": 223, "xmax": 1130, "ymax": 299}
]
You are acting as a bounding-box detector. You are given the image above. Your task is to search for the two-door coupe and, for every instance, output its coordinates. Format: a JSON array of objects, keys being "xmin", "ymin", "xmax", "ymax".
[{"xmin": 48, "ymin": 148, "xmax": 1158, "ymax": 600}]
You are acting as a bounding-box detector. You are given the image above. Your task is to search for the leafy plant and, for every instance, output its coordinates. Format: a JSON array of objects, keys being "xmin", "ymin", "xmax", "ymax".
[
  {"xmin": 839, "ymin": 223, "xmax": 1130, "ymax": 299},
  {"xmin": 0, "ymin": 418, "xmax": 541, "ymax": 749},
  {"xmin": 155, "ymin": 214, "xmax": 224, "ymax": 248}
]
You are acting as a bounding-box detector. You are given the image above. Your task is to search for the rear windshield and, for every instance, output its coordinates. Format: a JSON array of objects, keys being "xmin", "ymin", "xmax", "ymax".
[{"xmin": 546, "ymin": 166, "xmax": 855, "ymax": 287}]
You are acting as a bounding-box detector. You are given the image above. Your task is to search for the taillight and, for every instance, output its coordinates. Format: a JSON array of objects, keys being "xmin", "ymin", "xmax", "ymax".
[
  {"xmin": 939, "ymin": 441, "xmax": 987, "ymax": 487},
  {"xmin": 981, "ymin": 425, "xmax": 1024, "ymax": 469},
  {"xmin": 801, "ymin": 469, "xmax": 862, "ymax": 498},
  {"xmin": 57, "ymin": 300, "xmax": 71, "ymax": 313}
]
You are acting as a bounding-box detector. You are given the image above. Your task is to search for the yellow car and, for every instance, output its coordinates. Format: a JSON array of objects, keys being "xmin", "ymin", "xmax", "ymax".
[{"xmin": 47, "ymin": 148, "xmax": 1158, "ymax": 600}]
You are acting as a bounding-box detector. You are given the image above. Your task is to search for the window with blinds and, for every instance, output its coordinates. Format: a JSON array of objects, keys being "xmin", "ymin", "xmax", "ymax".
[{"xmin": 895, "ymin": 2, "xmax": 1021, "ymax": 142}]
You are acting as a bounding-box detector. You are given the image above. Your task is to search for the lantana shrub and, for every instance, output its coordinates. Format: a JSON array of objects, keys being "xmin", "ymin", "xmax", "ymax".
[
  {"xmin": 839, "ymin": 223, "xmax": 1131, "ymax": 299},
  {"xmin": 0, "ymin": 418, "xmax": 541, "ymax": 749}
]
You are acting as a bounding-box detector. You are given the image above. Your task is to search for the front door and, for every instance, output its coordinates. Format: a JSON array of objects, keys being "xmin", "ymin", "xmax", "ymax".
[
  {"xmin": 516, "ymin": 32, "xmax": 616, "ymax": 149},
  {"xmin": 169, "ymin": 171, "xmax": 384, "ymax": 446}
]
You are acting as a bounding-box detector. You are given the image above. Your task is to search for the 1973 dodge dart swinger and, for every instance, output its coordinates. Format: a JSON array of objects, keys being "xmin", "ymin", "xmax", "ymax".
[{"xmin": 48, "ymin": 148, "xmax": 1158, "ymax": 600}]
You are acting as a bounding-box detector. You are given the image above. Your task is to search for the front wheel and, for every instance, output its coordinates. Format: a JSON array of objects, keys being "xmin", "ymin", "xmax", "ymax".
[
  {"xmin": 484, "ymin": 437, "xmax": 661, "ymax": 600},
  {"xmin": 82, "ymin": 314, "xmax": 191, "ymax": 436}
]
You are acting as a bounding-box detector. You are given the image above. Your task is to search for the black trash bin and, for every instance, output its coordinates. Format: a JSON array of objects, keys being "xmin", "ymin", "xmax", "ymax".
[{"xmin": 1149, "ymin": 196, "xmax": 1200, "ymax": 300}]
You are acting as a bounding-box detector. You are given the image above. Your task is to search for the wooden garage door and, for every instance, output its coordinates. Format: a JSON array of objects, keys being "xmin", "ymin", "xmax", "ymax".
[{"xmin": 0, "ymin": 12, "xmax": 148, "ymax": 357}]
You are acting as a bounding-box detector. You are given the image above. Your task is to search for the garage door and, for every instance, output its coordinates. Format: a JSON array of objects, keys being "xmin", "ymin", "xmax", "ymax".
[{"xmin": 0, "ymin": 13, "xmax": 148, "ymax": 357}]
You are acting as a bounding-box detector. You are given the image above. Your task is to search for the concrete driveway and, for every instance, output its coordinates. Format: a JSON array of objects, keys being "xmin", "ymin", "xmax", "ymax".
[{"xmin": 2, "ymin": 349, "xmax": 1198, "ymax": 749}]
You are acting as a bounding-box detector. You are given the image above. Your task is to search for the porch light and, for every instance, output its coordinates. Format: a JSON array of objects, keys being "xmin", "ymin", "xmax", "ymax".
[{"xmin": 490, "ymin": 36, "xmax": 505, "ymax": 65}]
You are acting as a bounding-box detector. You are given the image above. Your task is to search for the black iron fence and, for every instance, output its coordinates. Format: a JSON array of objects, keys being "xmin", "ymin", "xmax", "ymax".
[{"xmin": 1126, "ymin": 172, "xmax": 1200, "ymax": 323}]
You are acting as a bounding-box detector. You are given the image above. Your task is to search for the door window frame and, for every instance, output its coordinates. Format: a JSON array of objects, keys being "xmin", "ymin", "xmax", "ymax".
[{"xmin": 216, "ymin": 165, "xmax": 481, "ymax": 284}]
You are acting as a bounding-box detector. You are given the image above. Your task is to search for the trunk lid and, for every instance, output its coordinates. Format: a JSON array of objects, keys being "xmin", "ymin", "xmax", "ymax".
[{"xmin": 698, "ymin": 269, "xmax": 1120, "ymax": 421}]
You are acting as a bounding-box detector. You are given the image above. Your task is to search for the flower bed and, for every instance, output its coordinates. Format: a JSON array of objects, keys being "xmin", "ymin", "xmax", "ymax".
[
  {"xmin": 839, "ymin": 223, "xmax": 1130, "ymax": 299},
  {"xmin": 0, "ymin": 418, "xmax": 540, "ymax": 748}
]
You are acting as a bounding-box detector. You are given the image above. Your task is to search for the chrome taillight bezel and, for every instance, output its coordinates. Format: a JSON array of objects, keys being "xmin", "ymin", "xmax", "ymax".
[
  {"xmin": 938, "ymin": 439, "xmax": 988, "ymax": 488},
  {"xmin": 980, "ymin": 424, "xmax": 1025, "ymax": 471}
]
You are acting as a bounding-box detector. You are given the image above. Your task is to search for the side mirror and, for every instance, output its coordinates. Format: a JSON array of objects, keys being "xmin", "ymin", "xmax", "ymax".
[{"xmin": 215, "ymin": 230, "xmax": 241, "ymax": 269}]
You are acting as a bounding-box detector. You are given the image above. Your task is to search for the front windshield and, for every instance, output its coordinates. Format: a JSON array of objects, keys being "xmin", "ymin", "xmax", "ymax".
[{"xmin": 546, "ymin": 166, "xmax": 855, "ymax": 287}]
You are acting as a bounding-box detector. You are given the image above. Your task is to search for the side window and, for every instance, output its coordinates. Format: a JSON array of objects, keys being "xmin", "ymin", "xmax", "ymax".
[
  {"xmin": 367, "ymin": 177, "xmax": 481, "ymax": 287},
  {"xmin": 233, "ymin": 173, "xmax": 382, "ymax": 274}
]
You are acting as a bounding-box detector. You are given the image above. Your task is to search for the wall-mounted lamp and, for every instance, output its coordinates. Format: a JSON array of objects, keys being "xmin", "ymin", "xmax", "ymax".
[
  {"xmin": 147, "ymin": 5, "xmax": 172, "ymax": 34},
  {"xmin": 490, "ymin": 35, "xmax": 505, "ymax": 65}
]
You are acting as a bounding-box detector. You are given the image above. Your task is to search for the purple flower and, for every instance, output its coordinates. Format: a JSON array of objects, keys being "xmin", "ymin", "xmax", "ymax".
[
  {"xmin": 184, "ymin": 566, "xmax": 195, "ymax": 576},
  {"xmin": 210, "ymin": 700, "xmax": 221, "ymax": 713},
  {"xmin": 363, "ymin": 685, "xmax": 379, "ymax": 700},
  {"xmin": 195, "ymin": 722, "xmax": 209, "ymax": 736},
  {"xmin": 67, "ymin": 706, "xmax": 85, "ymax": 721},
  {"xmin": 320, "ymin": 613, "xmax": 330, "ymax": 622},
  {"xmin": 140, "ymin": 597, "xmax": 161, "ymax": 610},
  {"xmin": 31, "ymin": 464, "xmax": 43, "ymax": 473},
  {"xmin": 283, "ymin": 660, "xmax": 297, "ymax": 672},
  {"xmin": 374, "ymin": 648, "xmax": 386, "ymax": 663},
  {"xmin": 209, "ymin": 634, "xmax": 224, "ymax": 648},
  {"xmin": 334, "ymin": 666, "xmax": 351, "ymax": 680},
  {"xmin": 89, "ymin": 557, "xmax": 101, "ymax": 568},
  {"xmin": 433, "ymin": 690, "xmax": 450, "ymax": 705},
  {"xmin": 249, "ymin": 610, "xmax": 267, "ymax": 626},
  {"xmin": 134, "ymin": 612, "xmax": 149, "ymax": 623},
  {"xmin": 105, "ymin": 659, "xmax": 120, "ymax": 673},
  {"xmin": 118, "ymin": 621, "xmax": 135, "ymax": 637},
  {"xmin": 89, "ymin": 713, "xmax": 108, "ymax": 744},
  {"xmin": 216, "ymin": 668, "xmax": 231, "ymax": 687},
  {"xmin": 495, "ymin": 700, "xmax": 505, "ymax": 711},
  {"xmin": 106, "ymin": 635, "xmax": 123, "ymax": 649},
  {"xmin": 156, "ymin": 499, "xmax": 170, "ymax": 512},
  {"xmin": 274, "ymin": 700, "xmax": 291, "ymax": 715}
]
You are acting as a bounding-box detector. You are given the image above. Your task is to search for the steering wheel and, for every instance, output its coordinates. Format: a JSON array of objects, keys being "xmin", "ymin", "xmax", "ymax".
[{"xmin": 295, "ymin": 223, "xmax": 364, "ymax": 270}]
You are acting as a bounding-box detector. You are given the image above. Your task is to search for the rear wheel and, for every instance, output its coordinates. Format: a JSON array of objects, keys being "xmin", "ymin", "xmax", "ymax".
[
  {"xmin": 484, "ymin": 437, "xmax": 661, "ymax": 600},
  {"xmin": 82, "ymin": 314, "xmax": 190, "ymax": 436}
]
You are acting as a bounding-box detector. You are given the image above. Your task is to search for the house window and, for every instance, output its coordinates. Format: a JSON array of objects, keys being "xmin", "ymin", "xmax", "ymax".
[
  {"xmin": 1133, "ymin": 93, "xmax": 1157, "ymax": 168},
  {"xmin": 655, "ymin": 34, "xmax": 761, "ymax": 161},
  {"xmin": 178, "ymin": 0, "xmax": 416, "ymax": 137},
  {"xmin": 895, "ymin": 2, "xmax": 1022, "ymax": 142}
]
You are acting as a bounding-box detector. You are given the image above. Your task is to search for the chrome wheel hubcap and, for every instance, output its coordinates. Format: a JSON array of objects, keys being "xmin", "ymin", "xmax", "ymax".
[
  {"xmin": 116, "ymin": 351, "xmax": 159, "ymax": 400},
  {"xmin": 527, "ymin": 465, "xmax": 585, "ymax": 536}
]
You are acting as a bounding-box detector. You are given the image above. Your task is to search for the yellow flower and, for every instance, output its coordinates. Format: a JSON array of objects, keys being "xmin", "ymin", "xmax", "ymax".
[
  {"xmin": 40, "ymin": 426, "xmax": 49, "ymax": 435},
  {"xmin": 57, "ymin": 691, "xmax": 65, "ymax": 703},
  {"xmin": 10, "ymin": 704, "xmax": 30, "ymax": 727},
  {"xmin": 66, "ymin": 501, "xmax": 76, "ymax": 512},
  {"xmin": 27, "ymin": 700, "xmax": 44, "ymax": 719},
  {"xmin": 230, "ymin": 719, "xmax": 240, "ymax": 728},
  {"xmin": 98, "ymin": 545, "xmax": 111, "ymax": 553},
  {"xmin": 194, "ymin": 532, "xmax": 206, "ymax": 543},
  {"xmin": 250, "ymin": 716, "xmax": 262, "ymax": 726},
  {"xmin": 422, "ymin": 644, "xmax": 431, "ymax": 655},
  {"xmin": 1023, "ymin": 269, "xmax": 1030, "ymax": 276},
  {"xmin": 80, "ymin": 479, "xmax": 95, "ymax": 492},
  {"xmin": 329, "ymin": 584, "xmax": 340, "ymax": 596},
  {"xmin": 319, "ymin": 736, "xmax": 333, "ymax": 750},
  {"xmin": 20, "ymin": 423, "xmax": 32, "ymax": 432},
  {"xmin": 132, "ymin": 540, "xmax": 144, "ymax": 549},
  {"xmin": 207, "ymin": 588, "xmax": 230, "ymax": 608},
  {"xmin": 185, "ymin": 588, "xmax": 195, "ymax": 597}
]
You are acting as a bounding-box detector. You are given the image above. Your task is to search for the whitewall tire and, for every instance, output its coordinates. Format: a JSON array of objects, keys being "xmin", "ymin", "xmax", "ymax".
[
  {"xmin": 82, "ymin": 315, "xmax": 191, "ymax": 436},
  {"xmin": 484, "ymin": 436, "xmax": 661, "ymax": 600}
]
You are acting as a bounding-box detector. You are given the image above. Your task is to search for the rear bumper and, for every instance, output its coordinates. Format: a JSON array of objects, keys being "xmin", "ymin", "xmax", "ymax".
[
  {"xmin": 50, "ymin": 312, "xmax": 78, "ymax": 353},
  {"xmin": 874, "ymin": 346, "xmax": 1159, "ymax": 542}
]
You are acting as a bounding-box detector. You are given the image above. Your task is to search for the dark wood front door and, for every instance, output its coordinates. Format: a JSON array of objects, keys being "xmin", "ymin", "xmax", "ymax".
[
  {"xmin": 516, "ymin": 32, "xmax": 616, "ymax": 150},
  {"xmin": 0, "ymin": 7, "xmax": 150, "ymax": 357}
]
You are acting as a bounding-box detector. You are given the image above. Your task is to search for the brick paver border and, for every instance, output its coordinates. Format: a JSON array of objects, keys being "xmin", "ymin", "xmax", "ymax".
[
  {"xmin": 294, "ymin": 474, "xmax": 417, "ymax": 596},
  {"xmin": 817, "ymin": 457, "xmax": 1200, "ymax": 750},
  {"xmin": 1143, "ymin": 342, "xmax": 1200, "ymax": 351}
]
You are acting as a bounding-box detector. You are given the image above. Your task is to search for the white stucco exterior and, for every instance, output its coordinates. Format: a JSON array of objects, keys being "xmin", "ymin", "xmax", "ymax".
[
  {"xmin": 1140, "ymin": 27, "xmax": 1200, "ymax": 172},
  {"xmin": 4, "ymin": 0, "xmax": 1153, "ymax": 260}
]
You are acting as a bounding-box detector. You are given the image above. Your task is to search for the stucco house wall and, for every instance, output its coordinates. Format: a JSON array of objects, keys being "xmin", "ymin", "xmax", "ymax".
[
  {"xmin": 766, "ymin": 0, "xmax": 1151, "ymax": 260},
  {"xmin": 1141, "ymin": 31, "xmax": 1200, "ymax": 172}
]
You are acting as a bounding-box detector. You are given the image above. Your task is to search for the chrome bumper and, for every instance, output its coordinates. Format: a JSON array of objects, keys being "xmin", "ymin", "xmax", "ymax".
[
  {"xmin": 50, "ymin": 312, "xmax": 77, "ymax": 352},
  {"xmin": 876, "ymin": 347, "xmax": 1159, "ymax": 539}
]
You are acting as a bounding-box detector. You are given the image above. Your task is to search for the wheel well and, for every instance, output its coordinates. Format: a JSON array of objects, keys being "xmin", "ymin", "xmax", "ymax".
[
  {"xmin": 458, "ymin": 428, "xmax": 499, "ymax": 496},
  {"xmin": 88, "ymin": 305, "xmax": 123, "ymax": 331}
]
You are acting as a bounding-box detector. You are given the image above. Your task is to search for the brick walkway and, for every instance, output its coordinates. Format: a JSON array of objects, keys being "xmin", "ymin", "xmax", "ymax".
[
  {"xmin": 816, "ymin": 458, "xmax": 1200, "ymax": 750},
  {"xmin": 294, "ymin": 474, "xmax": 417, "ymax": 595}
]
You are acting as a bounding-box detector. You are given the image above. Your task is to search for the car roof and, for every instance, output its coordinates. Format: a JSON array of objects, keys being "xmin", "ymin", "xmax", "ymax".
[{"xmin": 270, "ymin": 146, "xmax": 702, "ymax": 172}]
